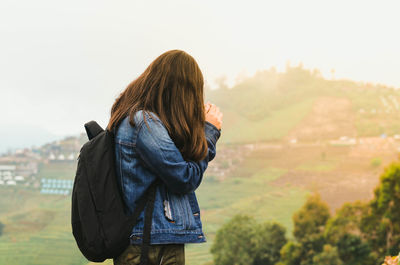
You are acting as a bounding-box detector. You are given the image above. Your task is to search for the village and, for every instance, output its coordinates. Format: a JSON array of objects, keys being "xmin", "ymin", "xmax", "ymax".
[
  {"xmin": 2, "ymin": 99, "xmax": 400, "ymax": 195},
  {"xmin": 0, "ymin": 133, "xmax": 86, "ymax": 195}
]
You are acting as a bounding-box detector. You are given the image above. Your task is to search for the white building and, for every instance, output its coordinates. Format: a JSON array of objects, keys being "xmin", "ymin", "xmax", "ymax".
[
  {"xmin": 3, "ymin": 175, "xmax": 12, "ymax": 181},
  {"xmin": 0, "ymin": 165, "xmax": 16, "ymax": 177},
  {"xmin": 14, "ymin": 176, "xmax": 24, "ymax": 181},
  {"xmin": 6, "ymin": 180, "xmax": 16, "ymax": 185}
]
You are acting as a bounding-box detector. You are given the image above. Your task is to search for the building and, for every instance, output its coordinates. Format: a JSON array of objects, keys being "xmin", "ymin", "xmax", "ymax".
[{"xmin": 0, "ymin": 165, "xmax": 16, "ymax": 178}]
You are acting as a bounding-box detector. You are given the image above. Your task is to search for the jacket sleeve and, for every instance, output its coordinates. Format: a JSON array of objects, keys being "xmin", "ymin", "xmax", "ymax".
[
  {"xmin": 136, "ymin": 118, "xmax": 221, "ymax": 194},
  {"xmin": 204, "ymin": 121, "xmax": 221, "ymax": 162}
]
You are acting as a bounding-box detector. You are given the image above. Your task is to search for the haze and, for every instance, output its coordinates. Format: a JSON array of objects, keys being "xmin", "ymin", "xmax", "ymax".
[{"xmin": 1, "ymin": 0, "xmax": 399, "ymax": 151}]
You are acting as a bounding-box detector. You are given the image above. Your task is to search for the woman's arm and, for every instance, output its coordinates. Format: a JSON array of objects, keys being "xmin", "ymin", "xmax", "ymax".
[
  {"xmin": 205, "ymin": 121, "xmax": 221, "ymax": 162},
  {"xmin": 136, "ymin": 117, "xmax": 221, "ymax": 194}
]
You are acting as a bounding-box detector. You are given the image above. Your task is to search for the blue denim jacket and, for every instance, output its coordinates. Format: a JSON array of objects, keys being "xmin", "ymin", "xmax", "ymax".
[{"xmin": 114, "ymin": 110, "xmax": 221, "ymax": 245}]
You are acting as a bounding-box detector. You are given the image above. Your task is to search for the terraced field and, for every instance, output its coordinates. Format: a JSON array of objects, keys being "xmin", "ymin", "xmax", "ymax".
[{"xmin": 0, "ymin": 190, "xmax": 87, "ymax": 265}]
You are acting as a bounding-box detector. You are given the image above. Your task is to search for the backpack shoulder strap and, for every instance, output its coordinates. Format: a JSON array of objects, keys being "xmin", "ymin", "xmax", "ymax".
[
  {"xmin": 139, "ymin": 179, "xmax": 160, "ymax": 265},
  {"xmin": 127, "ymin": 180, "xmax": 158, "ymax": 226},
  {"xmin": 126, "ymin": 179, "xmax": 160, "ymax": 265}
]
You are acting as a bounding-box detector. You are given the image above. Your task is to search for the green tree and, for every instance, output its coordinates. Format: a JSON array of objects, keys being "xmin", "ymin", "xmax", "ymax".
[
  {"xmin": 312, "ymin": 244, "xmax": 342, "ymax": 265},
  {"xmin": 0, "ymin": 221, "xmax": 4, "ymax": 236},
  {"xmin": 293, "ymin": 193, "xmax": 330, "ymax": 243},
  {"xmin": 325, "ymin": 201, "xmax": 368, "ymax": 243},
  {"xmin": 281, "ymin": 193, "xmax": 331, "ymax": 265},
  {"xmin": 211, "ymin": 214, "xmax": 258, "ymax": 265},
  {"xmin": 336, "ymin": 234, "xmax": 372, "ymax": 265},
  {"xmin": 324, "ymin": 202, "xmax": 373, "ymax": 265},
  {"xmin": 211, "ymin": 215, "xmax": 287, "ymax": 265},
  {"xmin": 253, "ymin": 222, "xmax": 287, "ymax": 265},
  {"xmin": 361, "ymin": 162, "xmax": 400, "ymax": 259},
  {"xmin": 280, "ymin": 241, "xmax": 302, "ymax": 265}
]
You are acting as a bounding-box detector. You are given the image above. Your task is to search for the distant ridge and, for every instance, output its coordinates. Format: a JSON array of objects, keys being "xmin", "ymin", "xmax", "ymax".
[{"xmin": 0, "ymin": 124, "xmax": 65, "ymax": 155}]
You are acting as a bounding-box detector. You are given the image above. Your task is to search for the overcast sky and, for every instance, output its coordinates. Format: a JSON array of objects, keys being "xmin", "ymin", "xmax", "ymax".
[{"xmin": 1, "ymin": 0, "xmax": 399, "ymax": 145}]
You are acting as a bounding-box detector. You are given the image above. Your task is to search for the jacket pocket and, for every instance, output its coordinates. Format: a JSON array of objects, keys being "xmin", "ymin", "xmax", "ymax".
[{"xmin": 164, "ymin": 189, "xmax": 197, "ymax": 230}]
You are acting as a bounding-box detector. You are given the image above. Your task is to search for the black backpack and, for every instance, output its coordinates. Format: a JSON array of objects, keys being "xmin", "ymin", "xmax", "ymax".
[{"xmin": 71, "ymin": 120, "xmax": 159, "ymax": 264}]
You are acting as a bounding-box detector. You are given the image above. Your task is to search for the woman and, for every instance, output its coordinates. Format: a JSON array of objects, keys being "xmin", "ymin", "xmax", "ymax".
[{"xmin": 107, "ymin": 50, "xmax": 223, "ymax": 265}]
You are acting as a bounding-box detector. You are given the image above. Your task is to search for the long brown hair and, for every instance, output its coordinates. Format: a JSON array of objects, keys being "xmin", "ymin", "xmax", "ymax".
[{"xmin": 107, "ymin": 49, "xmax": 208, "ymax": 162}]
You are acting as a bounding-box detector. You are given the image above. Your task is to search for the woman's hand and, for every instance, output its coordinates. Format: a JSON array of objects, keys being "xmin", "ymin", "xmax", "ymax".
[{"xmin": 204, "ymin": 101, "xmax": 223, "ymax": 130}]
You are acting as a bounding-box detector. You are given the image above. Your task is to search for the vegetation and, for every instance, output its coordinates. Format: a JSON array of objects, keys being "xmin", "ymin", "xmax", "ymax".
[
  {"xmin": 371, "ymin": 157, "xmax": 382, "ymax": 168},
  {"xmin": 211, "ymin": 161, "xmax": 400, "ymax": 265},
  {"xmin": 361, "ymin": 162, "xmax": 400, "ymax": 259},
  {"xmin": 210, "ymin": 214, "xmax": 287, "ymax": 265}
]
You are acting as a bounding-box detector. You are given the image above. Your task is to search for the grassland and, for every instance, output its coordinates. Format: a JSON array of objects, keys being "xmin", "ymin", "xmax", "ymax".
[
  {"xmin": 216, "ymin": 98, "xmax": 316, "ymax": 144},
  {"xmin": 0, "ymin": 190, "xmax": 87, "ymax": 265},
  {"xmin": 37, "ymin": 162, "xmax": 77, "ymax": 180}
]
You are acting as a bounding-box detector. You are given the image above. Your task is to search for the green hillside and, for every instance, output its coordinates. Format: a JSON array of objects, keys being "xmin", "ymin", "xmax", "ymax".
[{"xmin": 206, "ymin": 65, "xmax": 400, "ymax": 143}]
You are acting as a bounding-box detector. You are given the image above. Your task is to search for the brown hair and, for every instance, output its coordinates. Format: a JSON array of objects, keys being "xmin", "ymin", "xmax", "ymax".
[{"xmin": 107, "ymin": 49, "xmax": 208, "ymax": 162}]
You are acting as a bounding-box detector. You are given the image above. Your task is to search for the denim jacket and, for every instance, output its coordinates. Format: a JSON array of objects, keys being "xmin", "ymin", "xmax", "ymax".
[{"xmin": 114, "ymin": 110, "xmax": 221, "ymax": 245}]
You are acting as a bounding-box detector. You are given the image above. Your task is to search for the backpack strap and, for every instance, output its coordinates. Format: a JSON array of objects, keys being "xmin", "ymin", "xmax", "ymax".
[
  {"xmin": 139, "ymin": 179, "xmax": 159, "ymax": 265},
  {"xmin": 126, "ymin": 179, "xmax": 160, "ymax": 265}
]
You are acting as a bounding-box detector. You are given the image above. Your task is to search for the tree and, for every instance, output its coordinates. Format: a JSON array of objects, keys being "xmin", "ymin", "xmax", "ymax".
[
  {"xmin": 280, "ymin": 241, "xmax": 302, "ymax": 265},
  {"xmin": 211, "ymin": 214, "xmax": 258, "ymax": 265},
  {"xmin": 211, "ymin": 214, "xmax": 287, "ymax": 265},
  {"xmin": 292, "ymin": 192, "xmax": 330, "ymax": 257},
  {"xmin": 253, "ymin": 222, "xmax": 287, "ymax": 265},
  {"xmin": 312, "ymin": 244, "xmax": 342, "ymax": 265},
  {"xmin": 281, "ymin": 193, "xmax": 331, "ymax": 265},
  {"xmin": 293, "ymin": 193, "xmax": 330, "ymax": 243},
  {"xmin": 336, "ymin": 234, "xmax": 372, "ymax": 265},
  {"xmin": 0, "ymin": 221, "xmax": 4, "ymax": 236},
  {"xmin": 361, "ymin": 162, "xmax": 400, "ymax": 259},
  {"xmin": 324, "ymin": 202, "xmax": 373, "ymax": 265},
  {"xmin": 325, "ymin": 201, "xmax": 368, "ymax": 243}
]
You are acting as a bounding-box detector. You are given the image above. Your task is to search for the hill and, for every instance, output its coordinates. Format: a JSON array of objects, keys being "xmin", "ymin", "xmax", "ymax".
[{"xmin": 206, "ymin": 65, "xmax": 400, "ymax": 143}]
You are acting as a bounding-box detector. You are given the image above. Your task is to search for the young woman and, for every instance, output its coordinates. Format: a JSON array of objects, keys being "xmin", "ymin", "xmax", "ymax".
[{"xmin": 107, "ymin": 50, "xmax": 223, "ymax": 265}]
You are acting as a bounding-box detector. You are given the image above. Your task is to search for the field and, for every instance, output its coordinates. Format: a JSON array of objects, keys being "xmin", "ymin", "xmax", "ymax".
[{"xmin": 0, "ymin": 163, "xmax": 87, "ymax": 265}]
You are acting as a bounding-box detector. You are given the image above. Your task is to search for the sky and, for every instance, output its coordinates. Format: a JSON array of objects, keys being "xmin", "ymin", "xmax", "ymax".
[{"xmin": 1, "ymin": 0, "xmax": 399, "ymax": 151}]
